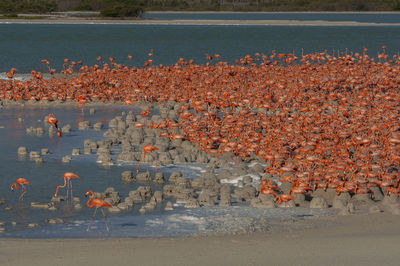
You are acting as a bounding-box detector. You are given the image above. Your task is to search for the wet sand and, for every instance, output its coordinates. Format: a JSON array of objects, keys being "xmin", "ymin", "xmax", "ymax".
[
  {"xmin": 1, "ymin": 213, "xmax": 400, "ymax": 265},
  {"xmin": 0, "ymin": 18, "xmax": 399, "ymax": 26}
]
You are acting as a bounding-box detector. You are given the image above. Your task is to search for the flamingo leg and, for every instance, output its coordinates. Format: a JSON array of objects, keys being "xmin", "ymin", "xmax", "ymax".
[
  {"xmin": 69, "ymin": 179, "xmax": 73, "ymax": 204},
  {"xmin": 66, "ymin": 179, "xmax": 70, "ymax": 203},
  {"xmin": 101, "ymin": 208, "xmax": 110, "ymax": 232},
  {"xmin": 87, "ymin": 207, "xmax": 98, "ymax": 231},
  {"xmin": 19, "ymin": 184, "xmax": 26, "ymax": 201}
]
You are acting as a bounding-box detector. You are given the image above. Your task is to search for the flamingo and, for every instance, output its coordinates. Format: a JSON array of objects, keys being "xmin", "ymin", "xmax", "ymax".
[
  {"xmin": 85, "ymin": 190, "xmax": 112, "ymax": 231},
  {"xmin": 47, "ymin": 114, "xmax": 62, "ymax": 137},
  {"xmin": 54, "ymin": 172, "xmax": 79, "ymax": 202},
  {"xmin": 136, "ymin": 145, "xmax": 159, "ymax": 174},
  {"xmin": 11, "ymin": 177, "xmax": 30, "ymax": 201}
]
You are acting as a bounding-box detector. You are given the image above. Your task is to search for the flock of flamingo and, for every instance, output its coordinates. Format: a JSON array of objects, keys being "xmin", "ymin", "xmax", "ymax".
[{"xmin": 3, "ymin": 47, "xmax": 400, "ymax": 220}]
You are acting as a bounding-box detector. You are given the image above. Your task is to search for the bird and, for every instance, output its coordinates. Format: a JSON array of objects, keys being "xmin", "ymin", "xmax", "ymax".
[
  {"xmin": 136, "ymin": 145, "xmax": 159, "ymax": 174},
  {"xmin": 11, "ymin": 177, "xmax": 30, "ymax": 201},
  {"xmin": 47, "ymin": 114, "xmax": 62, "ymax": 137},
  {"xmin": 54, "ymin": 172, "xmax": 79, "ymax": 203},
  {"xmin": 85, "ymin": 190, "xmax": 112, "ymax": 232}
]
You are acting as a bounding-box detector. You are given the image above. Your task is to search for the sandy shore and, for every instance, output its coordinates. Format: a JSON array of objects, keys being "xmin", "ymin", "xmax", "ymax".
[
  {"xmin": 0, "ymin": 18, "xmax": 399, "ymax": 26},
  {"xmin": 1, "ymin": 213, "xmax": 400, "ymax": 266}
]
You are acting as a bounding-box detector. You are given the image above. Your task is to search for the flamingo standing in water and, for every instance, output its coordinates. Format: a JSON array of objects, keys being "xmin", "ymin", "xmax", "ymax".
[
  {"xmin": 11, "ymin": 177, "xmax": 30, "ymax": 201},
  {"xmin": 54, "ymin": 172, "xmax": 79, "ymax": 202},
  {"xmin": 85, "ymin": 190, "xmax": 112, "ymax": 231},
  {"xmin": 136, "ymin": 145, "xmax": 159, "ymax": 174},
  {"xmin": 47, "ymin": 113, "xmax": 62, "ymax": 137}
]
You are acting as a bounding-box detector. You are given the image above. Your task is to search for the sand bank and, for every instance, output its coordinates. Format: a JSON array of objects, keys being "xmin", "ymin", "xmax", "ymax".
[
  {"xmin": 1, "ymin": 213, "xmax": 400, "ymax": 265},
  {"xmin": 0, "ymin": 18, "xmax": 400, "ymax": 26}
]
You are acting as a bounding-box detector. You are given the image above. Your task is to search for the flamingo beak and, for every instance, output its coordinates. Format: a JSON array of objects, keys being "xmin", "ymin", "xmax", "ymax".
[{"xmin": 85, "ymin": 192, "xmax": 89, "ymax": 197}]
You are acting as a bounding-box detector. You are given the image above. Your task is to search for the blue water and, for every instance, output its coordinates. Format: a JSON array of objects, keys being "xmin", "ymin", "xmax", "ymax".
[
  {"xmin": 144, "ymin": 11, "xmax": 400, "ymax": 23},
  {"xmin": 0, "ymin": 106, "xmax": 204, "ymax": 237},
  {"xmin": 0, "ymin": 23, "xmax": 400, "ymax": 73}
]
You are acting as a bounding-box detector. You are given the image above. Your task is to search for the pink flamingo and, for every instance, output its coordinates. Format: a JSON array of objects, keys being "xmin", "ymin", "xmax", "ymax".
[
  {"xmin": 85, "ymin": 190, "xmax": 112, "ymax": 231},
  {"xmin": 11, "ymin": 177, "xmax": 30, "ymax": 201},
  {"xmin": 54, "ymin": 172, "xmax": 79, "ymax": 202},
  {"xmin": 136, "ymin": 145, "xmax": 159, "ymax": 174}
]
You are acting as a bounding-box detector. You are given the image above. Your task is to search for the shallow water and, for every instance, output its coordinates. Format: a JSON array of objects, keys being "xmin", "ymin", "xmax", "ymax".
[
  {"xmin": 0, "ymin": 105, "xmax": 204, "ymax": 237},
  {"xmin": 0, "ymin": 23, "xmax": 400, "ymax": 72},
  {"xmin": 144, "ymin": 12, "xmax": 400, "ymax": 23}
]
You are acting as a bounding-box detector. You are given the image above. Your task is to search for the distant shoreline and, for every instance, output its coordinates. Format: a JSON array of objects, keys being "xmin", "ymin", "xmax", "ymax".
[{"xmin": 0, "ymin": 18, "xmax": 400, "ymax": 26}]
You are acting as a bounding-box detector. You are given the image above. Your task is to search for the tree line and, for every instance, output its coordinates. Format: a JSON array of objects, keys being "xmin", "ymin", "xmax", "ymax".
[{"xmin": 1, "ymin": 0, "xmax": 399, "ymax": 17}]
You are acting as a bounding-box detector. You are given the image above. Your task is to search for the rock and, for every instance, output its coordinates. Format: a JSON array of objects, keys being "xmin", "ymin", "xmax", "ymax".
[
  {"xmin": 61, "ymin": 124, "xmax": 71, "ymax": 133},
  {"xmin": 279, "ymin": 200, "xmax": 296, "ymax": 208},
  {"xmin": 251, "ymin": 163, "xmax": 265, "ymax": 174},
  {"xmin": 139, "ymin": 206, "xmax": 146, "ymax": 214},
  {"xmin": 0, "ymin": 200, "xmax": 5, "ymax": 205},
  {"xmin": 311, "ymin": 189, "xmax": 336, "ymax": 205},
  {"xmin": 310, "ymin": 196, "xmax": 329, "ymax": 208},
  {"xmin": 31, "ymin": 202, "xmax": 52, "ymax": 209},
  {"xmin": 36, "ymin": 127, "xmax": 45, "ymax": 136},
  {"xmin": 292, "ymin": 193, "xmax": 306, "ymax": 206},
  {"xmin": 46, "ymin": 218, "xmax": 63, "ymax": 224},
  {"xmin": 335, "ymin": 192, "xmax": 351, "ymax": 202},
  {"xmin": 332, "ymin": 198, "xmax": 347, "ymax": 209},
  {"xmin": 382, "ymin": 194, "xmax": 399, "ymax": 206},
  {"xmin": 347, "ymin": 202, "xmax": 356, "ymax": 214},
  {"xmin": 219, "ymin": 196, "xmax": 232, "ymax": 206},
  {"xmin": 41, "ymin": 148, "xmax": 49, "ymax": 155},
  {"xmin": 72, "ymin": 148, "xmax": 80, "ymax": 156},
  {"xmin": 78, "ymin": 121, "xmax": 91, "ymax": 130},
  {"xmin": 144, "ymin": 202, "xmax": 156, "ymax": 211},
  {"xmin": 121, "ymin": 171, "xmax": 135, "ymax": 183},
  {"xmin": 89, "ymin": 108, "xmax": 96, "ymax": 115},
  {"xmin": 93, "ymin": 122, "xmax": 103, "ymax": 131},
  {"xmin": 29, "ymin": 151, "xmax": 41, "ymax": 159},
  {"xmin": 108, "ymin": 207, "xmax": 121, "ymax": 213},
  {"xmin": 124, "ymin": 197, "xmax": 134, "ymax": 207},
  {"xmin": 84, "ymin": 147, "xmax": 92, "ymax": 155},
  {"xmin": 51, "ymin": 196, "xmax": 66, "ymax": 202},
  {"xmin": 136, "ymin": 171, "xmax": 151, "ymax": 183},
  {"xmin": 279, "ymin": 182, "xmax": 292, "ymax": 194},
  {"xmin": 28, "ymin": 223, "xmax": 39, "ymax": 228},
  {"xmin": 243, "ymin": 176, "xmax": 253, "ymax": 184},
  {"xmin": 35, "ymin": 157, "xmax": 43, "ymax": 164},
  {"xmin": 185, "ymin": 198, "xmax": 200, "ymax": 208},
  {"xmin": 117, "ymin": 202, "xmax": 129, "ymax": 210},
  {"xmin": 338, "ymin": 208, "xmax": 351, "ymax": 216},
  {"xmin": 164, "ymin": 201, "xmax": 174, "ymax": 211},
  {"xmin": 137, "ymin": 186, "xmax": 152, "ymax": 199},
  {"xmin": 62, "ymin": 155, "xmax": 71, "ymax": 163},
  {"xmin": 74, "ymin": 204, "xmax": 82, "ymax": 210},
  {"xmin": 129, "ymin": 191, "xmax": 143, "ymax": 203},
  {"xmin": 153, "ymin": 191, "xmax": 163, "ymax": 204},
  {"xmin": 370, "ymin": 187, "xmax": 384, "ymax": 201},
  {"xmin": 18, "ymin": 146, "xmax": 28, "ymax": 155},
  {"xmin": 217, "ymin": 169, "xmax": 232, "ymax": 180},
  {"xmin": 233, "ymin": 186, "xmax": 256, "ymax": 202},
  {"xmin": 369, "ymin": 205, "xmax": 383, "ymax": 214},
  {"xmin": 351, "ymin": 193, "xmax": 373, "ymax": 203},
  {"xmin": 168, "ymin": 171, "xmax": 182, "ymax": 183},
  {"xmin": 251, "ymin": 195, "xmax": 275, "ymax": 208},
  {"xmin": 199, "ymin": 189, "xmax": 216, "ymax": 206},
  {"xmin": 154, "ymin": 172, "xmax": 165, "ymax": 184}
]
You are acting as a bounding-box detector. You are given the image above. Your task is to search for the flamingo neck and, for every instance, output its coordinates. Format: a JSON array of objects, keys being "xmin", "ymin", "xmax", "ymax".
[
  {"xmin": 55, "ymin": 178, "xmax": 67, "ymax": 196},
  {"xmin": 11, "ymin": 183, "xmax": 20, "ymax": 190},
  {"xmin": 86, "ymin": 191, "xmax": 95, "ymax": 207}
]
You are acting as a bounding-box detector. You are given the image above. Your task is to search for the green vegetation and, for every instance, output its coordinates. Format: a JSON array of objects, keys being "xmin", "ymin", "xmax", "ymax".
[{"xmin": 0, "ymin": 0, "xmax": 400, "ymax": 17}]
